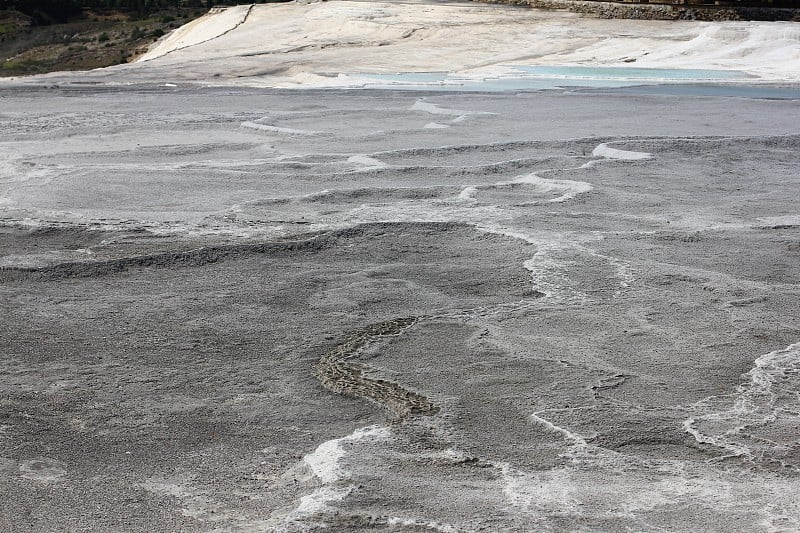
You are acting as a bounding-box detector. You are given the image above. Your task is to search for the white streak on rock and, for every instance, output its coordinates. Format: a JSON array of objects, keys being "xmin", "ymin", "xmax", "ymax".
[
  {"xmin": 347, "ymin": 154, "xmax": 389, "ymax": 170},
  {"xmin": 302, "ymin": 425, "xmax": 392, "ymax": 483},
  {"xmin": 294, "ymin": 485, "xmax": 353, "ymax": 516},
  {"xmin": 755, "ymin": 214, "xmax": 800, "ymax": 228},
  {"xmin": 241, "ymin": 121, "xmax": 320, "ymax": 135},
  {"xmin": 19, "ymin": 458, "xmax": 66, "ymax": 482},
  {"xmin": 387, "ymin": 516, "xmax": 459, "ymax": 532},
  {"xmin": 498, "ymin": 463, "xmax": 580, "ymax": 514},
  {"xmin": 476, "ymin": 224, "xmax": 585, "ymax": 304},
  {"xmin": 514, "ymin": 172, "xmax": 594, "ymax": 203},
  {"xmin": 272, "ymin": 425, "xmax": 393, "ymax": 529},
  {"xmin": 410, "ymin": 100, "xmax": 470, "ymax": 116},
  {"xmin": 410, "ymin": 99, "xmax": 496, "ymax": 123},
  {"xmin": 683, "ymin": 341, "xmax": 800, "ymax": 470},
  {"xmin": 458, "ymin": 186, "xmax": 478, "ymax": 204},
  {"xmin": 531, "ymin": 411, "xmax": 589, "ymax": 449},
  {"xmin": 592, "ymin": 143, "xmax": 653, "ymax": 161}
]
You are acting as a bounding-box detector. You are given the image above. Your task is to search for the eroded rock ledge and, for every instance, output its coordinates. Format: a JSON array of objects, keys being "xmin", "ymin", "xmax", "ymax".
[{"xmin": 480, "ymin": 0, "xmax": 800, "ymax": 21}]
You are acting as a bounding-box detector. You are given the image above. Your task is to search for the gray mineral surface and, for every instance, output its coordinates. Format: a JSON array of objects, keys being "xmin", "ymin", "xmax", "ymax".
[{"xmin": 1, "ymin": 84, "xmax": 799, "ymax": 531}]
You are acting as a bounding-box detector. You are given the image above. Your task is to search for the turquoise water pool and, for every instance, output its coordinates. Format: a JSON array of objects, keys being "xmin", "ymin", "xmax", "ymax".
[
  {"xmin": 512, "ymin": 66, "xmax": 750, "ymax": 81},
  {"xmin": 352, "ymin": 66, "xmax": 798, "ymax": 98}
]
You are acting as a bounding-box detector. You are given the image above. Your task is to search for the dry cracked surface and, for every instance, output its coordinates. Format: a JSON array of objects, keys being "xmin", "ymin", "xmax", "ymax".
[{"xmin": 1, "ymin": 85, "xmax": 800, "ymax": 531}]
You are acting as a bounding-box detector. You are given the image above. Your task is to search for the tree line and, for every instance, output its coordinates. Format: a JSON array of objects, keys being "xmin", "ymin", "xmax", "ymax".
[
  {"xmin": 2, "ymin": 0, "xmax": 792, "ymax": 25},
  {"xmin": 0, "ymin": 0, "xmax": 283, "ymax": 24}
]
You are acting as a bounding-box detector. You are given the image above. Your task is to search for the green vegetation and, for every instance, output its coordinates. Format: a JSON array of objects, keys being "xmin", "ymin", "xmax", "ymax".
[
  {"xmin": 0, "ymin": 0, "xmax": 287, "ymax": 76},
  {"xmin": 0, "ymin": 1, "xmax": 289, "ymax": 24},
  {"xmin": 0, "ymin": 7, "xmax": 182, "ymax": 76}
]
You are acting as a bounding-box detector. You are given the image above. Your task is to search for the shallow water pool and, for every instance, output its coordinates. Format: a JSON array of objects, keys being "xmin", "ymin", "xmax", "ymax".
[
  {"xmin": 350, "ymin": 66, "xmax": 798, "ymax": 98},
  {"xmin": 512, "ymin": 65, "xmax": 750, "ymax": 81}
]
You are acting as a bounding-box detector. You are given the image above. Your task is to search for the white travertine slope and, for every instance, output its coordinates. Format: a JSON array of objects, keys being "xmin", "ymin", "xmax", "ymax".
[
  {"xmin": 128, "ymin": 1, "xmax": 800, "ymax": 87},
  {"xmin": 138, "ymin": 4, "xmax": 253, "ymax": 61}
]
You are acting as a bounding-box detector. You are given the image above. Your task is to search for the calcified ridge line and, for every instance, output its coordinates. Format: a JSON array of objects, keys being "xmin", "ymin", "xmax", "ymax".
[
  {"xmin": 366, "ymin": 134, "xmax": 796, "ymax": 160},
  {"xmin": 531, "ymin": 411, "xmax": 589, "ymax": 449},
  {"xmin": 314, "ymin": 317, "xmax": 439, "ymax": 417},
  {"xmin": 0, "ymin": 238, "xmax": 326, "ymax": 280},
  {"xmin": 681, "ymin": 341, "xmax": 800, "ymax": 470},
  {"xmin": 0, "ymin": 222, "xmax": 460, "ymax": 280}
]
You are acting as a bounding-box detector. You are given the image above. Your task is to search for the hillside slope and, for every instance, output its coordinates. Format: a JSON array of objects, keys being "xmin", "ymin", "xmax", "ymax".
[{"xmin": 10, "ymin": 1, "xmax": 797, "ymax": 87}]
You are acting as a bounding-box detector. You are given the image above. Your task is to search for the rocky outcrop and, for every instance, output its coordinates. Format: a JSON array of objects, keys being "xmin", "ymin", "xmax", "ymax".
[{"xmin": 480, "ymin": 0, "xmax": 800, "ymax": 21}]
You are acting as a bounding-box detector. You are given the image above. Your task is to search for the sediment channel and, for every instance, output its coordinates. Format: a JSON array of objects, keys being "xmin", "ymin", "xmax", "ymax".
[{"xmin": 315, "ymin": 317, "xmax": 439, "ymax": 418}]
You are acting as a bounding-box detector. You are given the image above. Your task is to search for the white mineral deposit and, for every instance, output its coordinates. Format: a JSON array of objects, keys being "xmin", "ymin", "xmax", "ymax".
[{"xmin": 1, "ymin": 1, "xmax": 799, "ymax": 531}]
